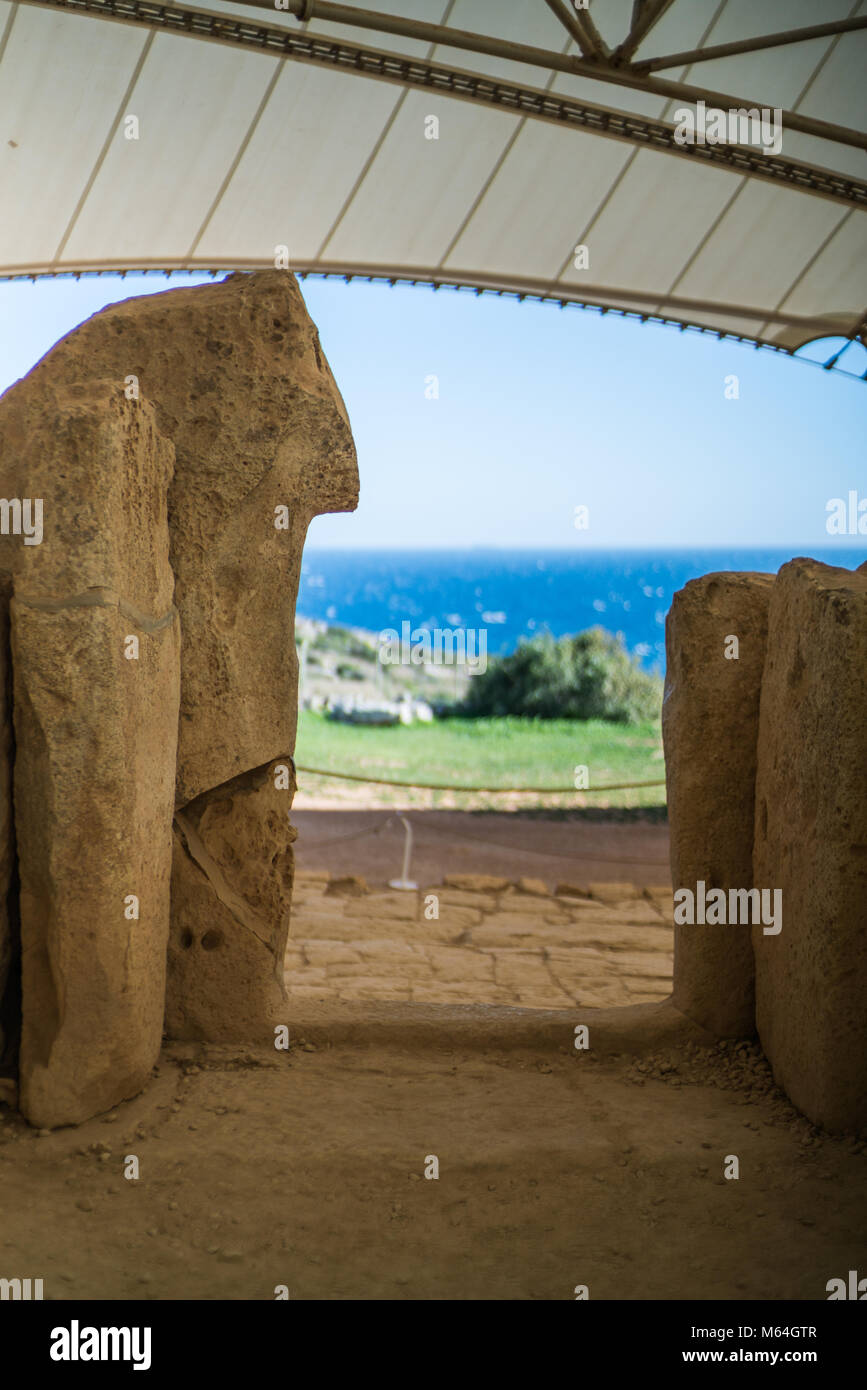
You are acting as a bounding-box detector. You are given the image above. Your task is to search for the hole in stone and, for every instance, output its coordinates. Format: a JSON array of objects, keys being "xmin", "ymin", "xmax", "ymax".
[
  {"xmin": 180, "ymin": 929, "xmax": 194, "ymax": 950},
  {"xmin": 201, "ymin": 930, "xmax": 223, "ymax": 951}
]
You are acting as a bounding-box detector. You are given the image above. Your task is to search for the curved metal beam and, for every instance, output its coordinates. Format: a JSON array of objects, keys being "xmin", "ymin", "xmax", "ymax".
[
  {"xmin": 3, "ymin": 262, "xmax": 863, "ymax": 377},
  {"xmin": 0, "ymin": 255, "xmax": 857, "ymax": 341}
]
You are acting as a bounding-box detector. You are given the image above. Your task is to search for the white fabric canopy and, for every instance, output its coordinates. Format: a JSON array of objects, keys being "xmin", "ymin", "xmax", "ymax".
[{"xmin": 1, "ymin": 0, "xmax": 865, "ymax": 367}]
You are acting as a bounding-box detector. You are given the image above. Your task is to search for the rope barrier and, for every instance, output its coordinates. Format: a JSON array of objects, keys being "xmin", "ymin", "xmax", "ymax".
[
  {"xmin": 295, "ymin": 814, "xmax": 398, "ymax": 848},
  {"xmin": 295, "ymin": 810, "xmax": 670, "ymax": 865},
  {"xmin": 295, "ymin": 764, "xmax": 666, "ymax": 793},
  {"xmin": 408, "ymin": 813, "xmax": 669, "ymax": 866}
]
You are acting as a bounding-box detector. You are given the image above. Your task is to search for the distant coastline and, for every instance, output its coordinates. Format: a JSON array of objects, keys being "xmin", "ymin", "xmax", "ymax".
[{"xmin": 297, "ymin": 546, "xmax": 866, "ymax": 674}]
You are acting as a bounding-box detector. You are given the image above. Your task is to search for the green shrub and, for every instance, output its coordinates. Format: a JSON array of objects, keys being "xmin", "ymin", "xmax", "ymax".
[
  {"xmin": 311, "ymin": 626, "xmax": 375, "ymax": 661},
  {"xmin": 459, "ymin": 628, "xmax": 662, "ymax": 723}
]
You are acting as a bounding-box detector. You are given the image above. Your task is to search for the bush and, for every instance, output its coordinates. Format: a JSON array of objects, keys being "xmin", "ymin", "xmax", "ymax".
[
  {"xmin": 459, "ymin": 628, "xmax": 662, "ymax": 723},
  {"xmin": 311, "ymin": 626, "xmax": 375, "ymax": 661}
]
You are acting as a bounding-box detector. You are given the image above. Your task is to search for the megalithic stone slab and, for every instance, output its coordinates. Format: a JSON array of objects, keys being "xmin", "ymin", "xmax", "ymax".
[
  {"xmin": 165, "ymin": 759, "xmax": 295, "ymax": 1041},
  {"xmin": 0, "ymin": 577, "xmax": 15, "ymax": 1069},
  {"xmin": 0, "ymin": 383, "xmax": 180, "ymax": 1127},
  {"xmin": 663, "ymin": 571, "xmax": 774, "ymax": 1037},
  {"xmin": 753, "ymin": 559, "xmax": 867, "ymax": 1132},
  {"xmin": 25, "ymin": 271, "xmax": 359, "ymax": 805}
]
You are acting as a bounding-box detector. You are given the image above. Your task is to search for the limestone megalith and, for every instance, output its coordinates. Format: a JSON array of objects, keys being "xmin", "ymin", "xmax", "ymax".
[
  {"xmin": 663, "ymin": 571, "xmax": 774, "ymax": 1037},
  {"xmin": 166, "ymin": 758, "xmax": 296, "ymax": 1041},
  {"xmin": 22, "ymin": 270, "xmax": 358, "ymax": 806},
  {"xmin": 0, "ymin": 579, "xmax": 15, "ymax": 1075},
  {"xmin": 753, "ymin": 559, "xmax": 867, "ymax": 1132},
  {"xmin": 0, "ymin": 272, "xmax": 359, "ymax": 1125},
  {"xmin": 0, "ymin": 384, "xmax": 180, "ymax": 1127}
]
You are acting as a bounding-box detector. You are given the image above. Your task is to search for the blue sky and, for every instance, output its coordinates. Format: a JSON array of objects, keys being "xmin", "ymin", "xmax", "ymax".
[{"xmin": 0, "ymin": 270, "xmax": 864, "ymax": 553}]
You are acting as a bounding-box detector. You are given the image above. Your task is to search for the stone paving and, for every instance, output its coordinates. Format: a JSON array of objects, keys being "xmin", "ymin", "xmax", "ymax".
[{"xmin": 284, "ymin": 872, "xmax": 674, "ymax": 1009}]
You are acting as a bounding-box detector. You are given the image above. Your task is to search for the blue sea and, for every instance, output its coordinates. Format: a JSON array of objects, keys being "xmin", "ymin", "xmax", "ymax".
[{"xmin": 297, "ymin": 548, "xmax": 866, "ymax": 674}]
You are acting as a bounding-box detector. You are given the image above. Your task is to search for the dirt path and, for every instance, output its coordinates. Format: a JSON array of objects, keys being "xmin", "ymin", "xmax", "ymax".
[
  {"xmin": 1, "ymin": 1003, "xmax": 864, "ymax": 1300},
  {"xmin": 4, "ymin": 842, "xmax": 862, "ymax": 1304},
  {"xmin": 292, "ymin": 810, "xmax": 670, "ymax": 890}
]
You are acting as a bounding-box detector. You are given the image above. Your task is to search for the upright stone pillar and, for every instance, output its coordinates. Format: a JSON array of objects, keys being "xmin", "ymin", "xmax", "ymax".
[
  {"xmin": 27, "ymin": 270, "xmax": 359, "ymax": 807},
  {"xmin": 753, "ymin": 559, "xmax": 867, "ymax": 1132},
  {"xmin": 0, "ymin": 384, "xmax": 180, "ymax": 1127},
  {"xmin": 0, "ymin": 578, "xmax": 15, "ymax": 1075},
  {"xmin": 0, "ymin": 272, "xmax": 359, "ymax": 1123},
  {"xmin": 25, "ymin": 271, "xmax": 358, "ymax": 1049},
  {"xmin": 663, "ymin": 571, "xmax": 774, "ymax": 1036}
]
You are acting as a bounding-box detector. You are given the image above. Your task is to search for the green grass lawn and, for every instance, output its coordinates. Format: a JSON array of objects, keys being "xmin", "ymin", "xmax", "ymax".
[{"xmin": 294, "ymin": 712, "xmax": 666, "ymax": 811}]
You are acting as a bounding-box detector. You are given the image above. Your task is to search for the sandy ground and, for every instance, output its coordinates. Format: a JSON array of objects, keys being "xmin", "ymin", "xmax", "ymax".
[
  {"xmin": 2, "ymin": 818, "xmax": 863, "ymax": 1302},
  {"xmin": 1, "ymin": 1002, "xmax": 864, "ymax": 1301},
  {"xmin": 291, "ymin": 810, "xmax": 671, "ymax": 889}
]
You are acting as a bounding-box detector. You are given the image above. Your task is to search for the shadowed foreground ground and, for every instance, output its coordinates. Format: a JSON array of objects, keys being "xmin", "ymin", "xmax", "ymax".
[{"xmin": 1, "ymin": 1002, "xmax": 864, "ymax": 1300}]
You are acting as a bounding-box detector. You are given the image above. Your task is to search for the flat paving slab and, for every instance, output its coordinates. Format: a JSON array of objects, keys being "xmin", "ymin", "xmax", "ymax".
[{"xmin": 286, "ymin": 875, "xmax": 674, "ymax": 1009}]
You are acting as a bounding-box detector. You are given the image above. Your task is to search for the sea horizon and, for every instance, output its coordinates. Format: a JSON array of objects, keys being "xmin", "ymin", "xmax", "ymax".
[
  {"xmin": 301, "ymin": 542, "xmax": 866, "ymax": 553},
  {"xmin": 298, "ymin": 546, "xmax": 866, "ymax": 675}
]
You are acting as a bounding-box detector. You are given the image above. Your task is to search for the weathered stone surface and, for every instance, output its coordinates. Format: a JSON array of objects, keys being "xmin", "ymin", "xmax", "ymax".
[
  {"xmin": 514, "ymin": 877, "xmax": 550, "ymax": 896},
  {"xmin": 324, "ymin": 875, "xmax": 367, "ymax": 898},
  {"xmin": 752, "ymin": 559, "xmax": 867, "ymax": 1132},
  {"xmin": 495, "ymin": 894, "xmax": 561, "ymax": 916},
  {"xmin": 443, "ymin": 874, "xmax": 509, "ymax": 894},
  {"xmin": 644, "ymin": 886, "xmax": 674, "ymax": 918},
  {"xmin": 587, "ymin": 882, "xmax": 642, "ymax": 903},
  {"xmin": 166, "ymin": 759, "xmax": 295, "ymax": 1041},
  {"xmin": 0, "ymin": 384, "xmax": 179, "ymax": 1127},
  {"xmin": 26, "ymin": 271, "xmax": 358, "ymax": 805},
  {"xmin": 555, "ymin": 882, "xmax": 591, "ymax": 899},
  {"xmin": 301, "ymin": 943, "xmax": 362, "ymax": 968},
  {"xmin": 286, "ymin": 880, "xmax": 680, "ymax": 1012},
  {"xmin": 663, "ymin": 571, "xmax": 774, "ymax": 1037},
  {"xmin": 0, "ymin": 577, "xmax": 15, "ymax": 1071},
  {"xmin": 422, "ymin": 888, "xmax": 497, "ymax": 913},
  {"xmin": 0, "ymin": 274, "xmax": 359, "ymax": 1124},
  {"xmin": 343, "ymin": 892, "xmax": 419, "ymax": 922}
]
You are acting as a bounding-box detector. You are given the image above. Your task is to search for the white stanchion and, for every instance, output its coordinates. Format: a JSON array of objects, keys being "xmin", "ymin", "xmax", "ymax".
[{"xmin": 388, "ymin": 815, "xmax": 418, "ymax": 890}]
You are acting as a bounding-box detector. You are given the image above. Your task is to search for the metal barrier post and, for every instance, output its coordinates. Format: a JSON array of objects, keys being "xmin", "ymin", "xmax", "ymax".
[{"xmin": 388, "ymin": 815, "xmax": 418, "ymax": 890}]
